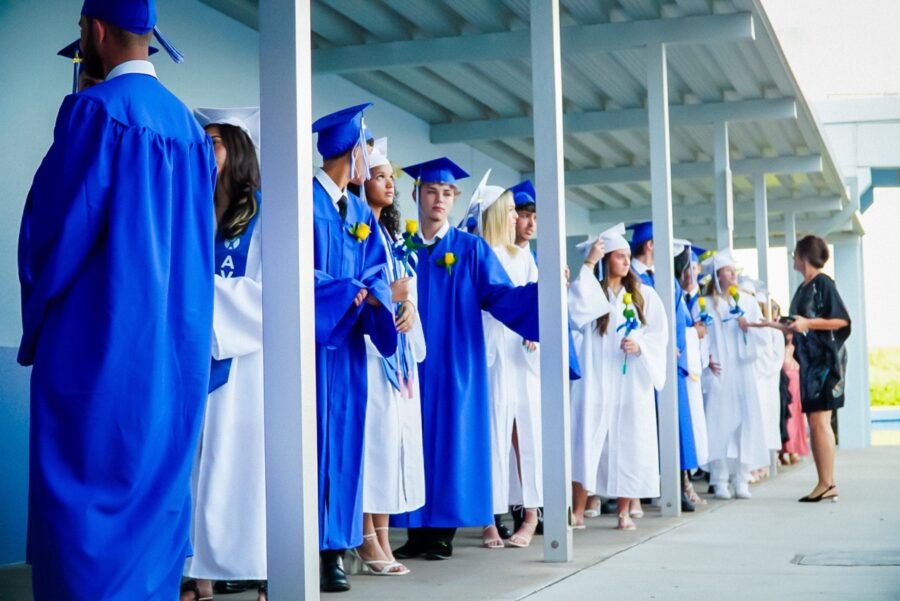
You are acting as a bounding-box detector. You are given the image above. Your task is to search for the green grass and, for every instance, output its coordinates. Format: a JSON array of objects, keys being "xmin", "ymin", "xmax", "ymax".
[{"xmin": 870, "ymin": 348, "xmax": 900, "ymax": 407}]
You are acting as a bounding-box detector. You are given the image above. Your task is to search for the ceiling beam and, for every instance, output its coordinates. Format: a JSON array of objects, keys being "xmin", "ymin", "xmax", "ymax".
[
  {"xmin": 588, "ymin": 196, "xmax": 842, "ymax": 223},
  {"xmin": 674, "ymin": 217, "xmax": 848, "ymax": 245},
  {"xmin": 552, "ymin": 154, "xmax": 822, "ymax": 187},
  {"xmin": 312, "ymin": 13, "xmax": 754, "ymax": 74},
  {"xmin": 431, "ymin": 98, "xmax": 796, "ymax": 143}
]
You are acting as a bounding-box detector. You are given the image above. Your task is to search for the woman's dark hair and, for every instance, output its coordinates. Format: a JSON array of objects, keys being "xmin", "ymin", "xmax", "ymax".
[
  {"xmin": 794, "ymin": 235, "xmax": 829, "ymax": 269},
  {"xmin": 379, "ymin": 203, "xmax": 402, "ymax": 241},
  {"xmin": 595, "ymin": 256, "xmax": 647, "ymax": 335},
  {"xmin": 214, "ymin": 124, "xmax": 260, "ymax": 240}
]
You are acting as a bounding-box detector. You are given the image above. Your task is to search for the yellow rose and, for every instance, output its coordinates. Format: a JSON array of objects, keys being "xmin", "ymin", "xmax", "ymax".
[
  {"xmin": 623, "ymin": 292, "xmax": 633, "ymax": 305},
  {"xmin": 405, "ymin": 219, "xmax": 419, "ymax": 235},
  {"xmin": 728, "ymin": 285, "xmax": 738, "ymax": 298},
  {"xmin": 444, "ymin": 252, "xmax": 456, "ymax": 266},
  {"xmin": 698, "ymin": 296, "xmax": 706, "ymax": 309},
  {"xmin": 354, "ymin": 223, "xmax": 371, "ymax": 242}
]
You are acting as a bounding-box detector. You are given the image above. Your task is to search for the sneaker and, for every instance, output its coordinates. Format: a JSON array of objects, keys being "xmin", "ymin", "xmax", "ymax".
[
  {"xmin": 734, "ymin": 483, "xmax": 752, "ymax": 499},
  {"xmin": 713, "ymin": 484, "xmax": 733, "ymax": 500}
]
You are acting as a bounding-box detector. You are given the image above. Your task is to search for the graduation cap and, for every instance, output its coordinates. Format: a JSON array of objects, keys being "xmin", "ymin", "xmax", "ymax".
[
  {"xmin": 312, "ymin": 102, "xmax": 373, "ymax": 161},
  {"xmin": 402, "ymin": 157, "xmax": 469, "ymax": 205},
  {"xmin": 576, "ymin": 223, "xmax": 629, "ymax": 258},
  {"xmin": 81, "ymin": 0, "xmax": 183, "ymax": 63},
  {"xmin": 368, "ymin": 137, "xmax": 390, "ymax": 169},
  {"xmin": 509, "ymin": 180, "xmax": 536, "ymax": 210},
  {"xmin": 458, "ymin": 169, "xmax": 506, "ymax": 235},
  {"xmin": 626, "ymin": 220, "xmax": 653, "ymax": 248},
  {"xmin": 194, "ymin": 107, "xmax": 261, "ymax": 149},
  {"xmin": 690, "ymin": 244, "xmax": 707, "ymax": 263}
]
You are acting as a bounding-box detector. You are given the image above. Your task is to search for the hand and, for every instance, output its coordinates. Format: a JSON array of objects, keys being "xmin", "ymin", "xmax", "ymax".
[
  {"xmin": 693, "ymin": 322, "xmax": 708, "ymax": 339},
  {"xmin": 586, "ymin": 238, "xmax": 606, "ymax": 265},
  {"xmin": 353, "ymin": 289, "xmax": 369, "ymax": 307},
  {"xmin": 789, "ymin": 315, "xmax": 810, "ymax": 334},
  {"xmin": 620, "ymin": 337, "xmax": 641, "ymax": 355},
  {"xmin": 395, "ymin": 301, "xmax": 415, "ymax": 333},
  {"xmin": 523, "ymin": 340, "xmax": 537, "ymax": 353},
  {"xmin": 564, "ymin": 265, "xmax": 571, "ymax": 288},
  {"xmin": 365, "ymin": 293, "xmax": 382, "ymax": 307},
  {"xmin": 390, "ymin": 277, "xmax": 412, "ymax": 303},
  {"xmin": 709, "ymin": 358, "xmax": 722, "ymax": 376},
  {"xmin": 738, "ymin": 317, "xmax": 749, "ymax": 332},
  {"xmin": 675, "ymin": 348, "xmax": 681, "ymax": 359}
]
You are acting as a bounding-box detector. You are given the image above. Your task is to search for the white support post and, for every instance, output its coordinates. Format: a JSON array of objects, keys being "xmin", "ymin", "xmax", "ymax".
[
  {"xmin": 647, "ymin": 42, "xmax": 680, "ymax": 518},
  {"xmin": 714, "ymin": 121, "xmax": 734, "ymax": 251},
  {"xmin": 753, "ymin": 174, "xmax": 778, "ymax": 476},
  {"xmin": 784, "ymin": 211, "xmax": 799, "ymax": 297},
  {"xmin": 833, "ymin": 235, "xmax": 871, "ymax": 449},
  {"xmin": 531, "ymin": 0, "xmax": 573, "ymax": 562},
  {"xmin": 259, "ymin": 1, "xmax": 319, "ymax": 599}
]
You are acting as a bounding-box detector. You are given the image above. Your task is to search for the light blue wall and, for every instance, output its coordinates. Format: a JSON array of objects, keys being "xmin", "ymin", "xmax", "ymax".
[{"xmin": 0, "ymin": 0, "xmax": 591, "ymax": 564}]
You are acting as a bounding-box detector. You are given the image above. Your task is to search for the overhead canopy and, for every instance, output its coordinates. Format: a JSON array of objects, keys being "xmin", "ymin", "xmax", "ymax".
[{"xmin": 201, "ymin": 0, "xmax": 860, "ymax": 247}]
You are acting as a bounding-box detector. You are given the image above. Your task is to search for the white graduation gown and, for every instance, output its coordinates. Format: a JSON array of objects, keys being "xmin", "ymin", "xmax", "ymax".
[
  {"xmin": 700, "ymin": 295, "xmax": 770, "ymax": 473},
  {"xmin": 484, "ymin": 245, "xmax": 540, "ymax": 513},
  {"xmin": 186, "ymin": 228, "xmax": 266, "ymax": 580},
  {"xmin": 362, "ymin": 233, "xmax": 427, "ymax": 515},
  {"xmin": 569, "ymin": 270, "xmax": 667, "ymax": 499},
  {"xmin": 755, "ymin": 326, "xmax": 786, "ymax": 451},
  {"xmin": 685, "ymin": 326, "xmax": 710, "ymax": 467}
]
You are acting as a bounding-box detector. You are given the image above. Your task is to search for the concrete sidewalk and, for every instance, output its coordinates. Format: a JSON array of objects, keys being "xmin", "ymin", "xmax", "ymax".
[{"xmin": 2, "ymin": 447, "xmax": 898, "ymax": 600}]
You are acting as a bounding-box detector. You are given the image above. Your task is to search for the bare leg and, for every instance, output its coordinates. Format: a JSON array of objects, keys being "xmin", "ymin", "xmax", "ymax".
[
  {"xmin": 616, "ymin": 498, "xmax": 635, "ymax": 530},
  {"xmin": 572, "ymin": 482, "xmax": 588, "ymax": 526},
  {"xmin": 808, "ymin": 410, "xmax": 837, "ymax": 496},
  {"xmin": 358, "ymin": 513, "xmax": 406, "ymax": 573},
  {"xmin": 372, "ymin": 514, "xmax": 395, "ymax": 561}
]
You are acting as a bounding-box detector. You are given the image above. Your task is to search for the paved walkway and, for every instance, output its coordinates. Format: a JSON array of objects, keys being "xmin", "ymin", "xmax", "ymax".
[{"xmin": 2, "ymin": 447, "xmax": 898, "ymax": 600}]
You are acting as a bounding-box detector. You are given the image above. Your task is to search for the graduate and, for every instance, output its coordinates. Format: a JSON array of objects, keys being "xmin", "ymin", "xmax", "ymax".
[
  {"xmin": 312, "ymin": 104, "xmax": 397, "ymax": 592},
  {"xmin": 696, "ymin": 250, "xmax": 770, "ymax": 500},
  {"xmin": 512, "ymin": 179, "xmax": 538, "ymax": 261},
  {"xmin": 569, "ymin": 224, "xmax": 667, "ymax": 530},
  {"xmin": 357, "ymin": 138, "xmax": 425, "ymax": 576},
  {"xmin": 181, "ymin": 108, "xmax": 267, "ymax": 601},
  {"xmin": 391, "ymin": 157, "xmax": 540, "ymax": 560},
  {"xmin": 18, "ymin": 2, "xmax": 216, "ymax": 599},
  {"xmin": 627, "ymin": 220, "xmax": 656, "ymax": 287},
  {"xmin": 463, "ymin": 173, "xmax": 542, "ymax": 549},
  {"xmin": 57, "ymin": 38, "xmax": 159, "ymax": 93}
]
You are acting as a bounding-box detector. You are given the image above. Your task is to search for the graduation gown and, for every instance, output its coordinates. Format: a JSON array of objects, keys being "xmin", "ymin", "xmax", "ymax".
[
  {"xmin": 186, "ymin": 224, "xmax": 266, "ymax": 580},
  {"xmin": 18, "ymin": 71, "xmax": 216, "ymax": 601},
  {"xmin": 313, "ymin": 180, "xmax": 396, "ymax": 550},
  {"xmin": 698, "ymin": 295, "xmax": 770, "ymax": 473},
  {"xmin": 392, "ymin": 227, "xmax": 539, "ymax": 528},
  {"xmin": 362, "ymin": 227, "xmax": 426, "ymax": 515},
  {"xmin": 674, "ymin": 280, "xmax": 699, "ymax": 470},
  {"xmin": 484, "ymin": 245, "xmax": 541, "ymax": 512},
  {"xmin": 569, "ymin": 270, "xmax": 667, "ymax": 498},
  {"xmin": 756, "ymin": 326, "xmax": 786, "ymax": 451},
  {"xmin": 684, "ymin": 325, "xmax": 710, "ymax": 468}
]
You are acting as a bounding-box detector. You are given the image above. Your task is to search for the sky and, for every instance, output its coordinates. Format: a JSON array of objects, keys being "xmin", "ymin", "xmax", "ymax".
[{"xmin": 743, "ymin": 0, "xmax": 900, "ymax": 348}]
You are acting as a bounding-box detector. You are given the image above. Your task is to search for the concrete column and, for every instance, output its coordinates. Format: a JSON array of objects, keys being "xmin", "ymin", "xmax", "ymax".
[
  {"xmin": 647, "ymin": 42, "xmax": 681, "ymax": 518},
  {"xmin": 714, "ymin": 121, "xmax": 734, "ymax": 251},
  {"xmin": 531, "ymin": 0, "xmax": 573, "ymax": 562},
  {"xmin": 259, "ymin": 0, "xmax": 320, "ymax": 598},
  {"xmin": 785, "ymin": 211, "xmax": 799, "ymax": 296}
]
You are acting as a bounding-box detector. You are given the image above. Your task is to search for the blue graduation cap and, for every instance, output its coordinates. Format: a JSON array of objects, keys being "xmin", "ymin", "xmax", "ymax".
[
  {"xmin": 690, "ymin": 244, "xmax": 707, "ymax": 263},
  {"xmin": 312, "ymin": 102, "xmax": 373, "ymax": 160},
  {"xmin": 58, "ymin": 39, "xmax": 159, "ymax": 93},
  {"xmin": 81, "ymin": 0, "xmax": 183, "ymax": 63},
  {"xmin": 401, "ymin": 158, "xmax": 469, "ymax": 186},
  {"xmin": 509, "ymin": 180, "xmax": 536, "ymax": 209},
  {"xmin": 626, "ymin": 220, "xmax": 653, "ymax": 249}
]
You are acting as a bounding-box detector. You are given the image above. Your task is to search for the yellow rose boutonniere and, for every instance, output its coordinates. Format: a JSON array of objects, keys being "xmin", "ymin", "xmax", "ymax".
[
  {"xmin": 348, "ymin": 222, "xmax": 371, "ymax": 243},
  {"xmin": 437, "ymin": 251, "xmax": 457, "ymax": 275},
  {"xmin": 405, "ymin": 220, "xmax": 419, "ymax": 236}
]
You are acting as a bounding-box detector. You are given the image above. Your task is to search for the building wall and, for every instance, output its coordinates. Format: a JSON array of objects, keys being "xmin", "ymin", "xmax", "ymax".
[{"xmin": 0, "ymin": 0, "xmax": 590, "ymax": 564}]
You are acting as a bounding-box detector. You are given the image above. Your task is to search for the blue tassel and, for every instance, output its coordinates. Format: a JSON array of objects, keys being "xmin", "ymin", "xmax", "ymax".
[{"xmin": 153, "ymin": 26, "xmax": 184, "ymax": 64}]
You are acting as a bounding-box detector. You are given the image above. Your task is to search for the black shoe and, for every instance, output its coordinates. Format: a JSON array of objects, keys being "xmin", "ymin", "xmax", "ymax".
[
  {"xmin": 496, "ymin": 514, "xmax": 513, "ymax": 539},
  {"xmin": 691, "ymin": 469, "xmax": 710, "ymax": 482},
  {"xmin": 423, "ymin": 540, "xmax": 453, "ymax": 560},
  {"xmin": 214, "ymin": 581, "xmax": 253, "ymax": 594},
  {"xmin": 600, "ymin": 498, "xmax": 618, "ymax": 515},
  {"xmin": 681, "ymin": 491, "xmax": 696, "ymax": 513},
  {"xmin": 707, "ymin": 483, "xmax": 717, "ymax": 495},
  {"xmin": 393, "ymin": 539, "xmax": 425, "ymax": 559},
  {"xmin": 320, "ymin": 554, "xmax": 350, "ymax": 593},
  {"xmin": 798, "ymin": 484, "xmax": 838, "ymax": 503}
]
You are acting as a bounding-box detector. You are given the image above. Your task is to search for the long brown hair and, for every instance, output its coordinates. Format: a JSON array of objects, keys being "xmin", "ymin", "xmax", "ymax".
[
  {"xmin": 214, "ymin": 123, "xmax": 260, "ymax": 240},
  {"xmin": 595, "ymin": 256, "xmax": 647, "ymax": 335}
]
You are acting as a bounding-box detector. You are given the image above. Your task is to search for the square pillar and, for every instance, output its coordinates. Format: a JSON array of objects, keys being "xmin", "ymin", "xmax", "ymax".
[{"xmin": 714, "ymin": 121, "xmax": 734, "ymax": 251}]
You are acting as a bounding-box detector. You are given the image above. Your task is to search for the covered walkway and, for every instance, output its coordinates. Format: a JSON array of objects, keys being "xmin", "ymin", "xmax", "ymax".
[{"xmin": 3, "ymin": 446, "xmax": 899, "ymax": 600}]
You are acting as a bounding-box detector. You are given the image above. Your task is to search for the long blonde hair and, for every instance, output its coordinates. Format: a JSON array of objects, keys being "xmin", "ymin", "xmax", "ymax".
[{"xmin": 480, "ymin": 191, "xmax": 517, "ymax": 255}]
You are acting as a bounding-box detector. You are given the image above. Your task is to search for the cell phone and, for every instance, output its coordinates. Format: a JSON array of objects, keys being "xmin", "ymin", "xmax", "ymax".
[{"xmin": 778, "ymin": 315, "xmax": 796, "ymax": 325}]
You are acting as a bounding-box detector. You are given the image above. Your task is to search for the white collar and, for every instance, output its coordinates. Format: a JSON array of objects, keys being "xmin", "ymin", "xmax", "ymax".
[
  {"xmin": 315, "ymin": 168, "xmax": 344, "ymax": 207},
  {"xmin": 421, "ymin": 221, "xmax": 450, "ymax": 245},
  {"xmin": 106, "ymin": 60, "xmax": 157, "ymax": 81},
  {"xmin": 632, "ymin": 258, "xmax": 652, "ymax": 274}
]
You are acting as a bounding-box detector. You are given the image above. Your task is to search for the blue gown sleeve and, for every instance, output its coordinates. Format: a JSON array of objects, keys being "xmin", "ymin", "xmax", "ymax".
[
  {"xmin": 356, "ymin": 213, "xmax": 397, "ymax": 358},
  {"xmin": 18, "ymin": 95, "xmax": 114, "ymax": 366},
  {"xmin": 314, "ymin": 269, "xmax": 365, "ymax": 349},
  {"xmin": 474, "ymin": 240, "xmax": 540, "ymax": 342}
]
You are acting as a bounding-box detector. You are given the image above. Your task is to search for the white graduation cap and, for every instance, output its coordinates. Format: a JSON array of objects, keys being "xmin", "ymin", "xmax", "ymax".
[
  {"xmin": 458, "ymin": 169, "xmax": 506, "ymax": 235},
  {"xmin": 194, "ymin": 107, "xmax": 261, "ymax": 149},
  {"xmin": 576, "ymin": 222, "xmax": 629, "ymax": 258},
  {"xmin": 368, "ymin": 137, "xmax": 389, "ymax": 169},
  {"xmin": 673, "ymin": 238, "xmax": 692, "ymax": 256},
  {"xmin": 712, "ymin": 248, "xmax": 736, "ymax": 272}
]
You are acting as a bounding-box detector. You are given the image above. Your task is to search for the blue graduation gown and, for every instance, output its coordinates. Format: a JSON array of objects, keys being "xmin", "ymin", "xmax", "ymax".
[
  {"xmin": 393, "ymin": 228, "xmax": 539, "ymax": 528},
  {"xmin": 313, "ymin": 180, "xmax": 396, "ymax": 550},
  {"xmin": 674, "ymin": 279, "xmax": 699, "ymax": 470},
  {"xmin": 18, "ymin": 75, "xmax": 216, "ymax": 601}
]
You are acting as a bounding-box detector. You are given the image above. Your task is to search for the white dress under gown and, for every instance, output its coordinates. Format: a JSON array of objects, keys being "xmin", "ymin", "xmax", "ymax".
[
  {"xmin": 186, "ymin": 228, "xmax": 266, "ymax": 581},
  {"xmin": 569, "ymin": 267, "xmax": 668, "ymax": 499},
  {"xmin": 685, "ymin": 326, "xmax": 710, "ymax": 467},
  {"xmin": 484, "ymin": 245, "xmax": 542, "ymax": 513},
  {"xmin": 756, "ymin": 325, "xmax": 786, "ymax": 451},
  {"xmin": 696, "ymin": 294, "xmax": 770, "ymax": 483},
  {"xmin": 362, "ymin": 229, "xmax": 427, "ymax": 515}
]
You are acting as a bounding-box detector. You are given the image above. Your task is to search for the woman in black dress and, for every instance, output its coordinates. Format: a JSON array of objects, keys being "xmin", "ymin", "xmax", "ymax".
[{"xmin": 774, "ymin": 235, "xmax": 851, "ymax": 503}]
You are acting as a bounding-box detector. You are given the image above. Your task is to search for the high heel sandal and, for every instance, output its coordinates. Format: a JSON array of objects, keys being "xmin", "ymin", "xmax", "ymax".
[
  {"xmin": 798, "ymin": 484, "xmax": 838, "ymax": 503},
  {"xmin": 616, "ymin": 512, "xmax": 636, "ymax": 531},
  {"xmin": 351, "ymin": 534, "xmax": 410, "ymax": 575},
  {"xmin": 507, "ymin": 520, "xmax": 537, "ymax": 548},
  {"xmin": 481, "ymin": 525, "xmax": 505, "ymax": 548}
]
